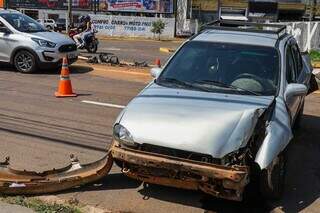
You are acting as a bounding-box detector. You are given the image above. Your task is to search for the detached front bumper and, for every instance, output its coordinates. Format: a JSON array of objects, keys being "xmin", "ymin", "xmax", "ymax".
[{"xmin": 111, "ymin": 144, "xmax": 250, "ymax": 201}]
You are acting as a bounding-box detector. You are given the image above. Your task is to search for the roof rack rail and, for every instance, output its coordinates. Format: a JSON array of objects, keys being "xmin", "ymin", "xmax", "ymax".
[{"xmin": 200, "ymin": 20, "xmax": 287, "ymax": 38}]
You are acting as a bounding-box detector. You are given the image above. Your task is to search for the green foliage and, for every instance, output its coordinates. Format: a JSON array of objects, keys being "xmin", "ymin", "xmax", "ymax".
[
  {"xmin": 310, "ymin": 50, "xmax": 320, "ymax": 62},
  {"xmin": 2, "ymin": 196, "xmax": 82, "ymax": 213},
  {"xmin": 151, "ymin": 20, "xmax": 166, "ymax": 40}
]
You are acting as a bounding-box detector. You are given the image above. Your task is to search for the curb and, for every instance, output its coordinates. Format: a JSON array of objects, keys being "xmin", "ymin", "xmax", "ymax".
[{"xmin": 159, "ymin": 47, "xmax": 175, "ymax": 53}]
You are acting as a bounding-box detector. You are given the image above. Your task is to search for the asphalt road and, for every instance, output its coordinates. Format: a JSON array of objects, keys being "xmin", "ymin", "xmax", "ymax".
[
  {"xmin": 0, "ymin": 62, "xmax": 319, "ymax": 213},
  {"xmin": 80, "ymin": 38, "xmax": 182, "ymax": 65}
]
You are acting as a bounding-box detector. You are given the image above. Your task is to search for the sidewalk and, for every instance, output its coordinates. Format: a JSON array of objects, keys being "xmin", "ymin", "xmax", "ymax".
[{"xmin": 0, "ymin": 201, "xmax": 34, "ymax": 213}]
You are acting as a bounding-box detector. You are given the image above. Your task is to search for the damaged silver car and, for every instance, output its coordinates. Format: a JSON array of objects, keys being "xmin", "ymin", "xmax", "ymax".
[{"xmin": 111, "ymin": 21, "xmax": 318, "ymax": 201}]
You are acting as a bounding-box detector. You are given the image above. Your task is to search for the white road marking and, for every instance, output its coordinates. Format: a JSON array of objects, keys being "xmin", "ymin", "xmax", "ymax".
[
  {"xmin": 81, "ymin": 100, "xmax": 125, "ymax": 109},
  {"xmin": 101, "ymin": 47, "xmax": 121, "ymax": 51}
]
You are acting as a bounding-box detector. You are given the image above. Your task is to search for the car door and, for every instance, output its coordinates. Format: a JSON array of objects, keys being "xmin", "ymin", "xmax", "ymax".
[
  {"xmin": 285, "ymin": 42, "xmax": 301, "ymax": 122},
  {"xmin": 0, "ymin": 20, "xmax": 12, "ymax": 62}
]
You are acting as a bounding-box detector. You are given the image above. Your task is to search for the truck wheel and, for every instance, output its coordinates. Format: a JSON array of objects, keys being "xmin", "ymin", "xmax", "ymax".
[
  {"xmin": 260, "ymin": 154, "xmax": 286, "ymax": 200},
  {"xmin": 14, "ymin": 50, "xmax": 37, "ymax": 74}
]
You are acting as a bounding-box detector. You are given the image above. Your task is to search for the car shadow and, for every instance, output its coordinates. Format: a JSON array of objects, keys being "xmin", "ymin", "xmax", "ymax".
[
  {"xmin": 270, "ymin": 113, "xmax": 320, "ymax": 212},
  {"xmin": 0, "ymin": 62, "xmax": 93, "ymax": 75}
]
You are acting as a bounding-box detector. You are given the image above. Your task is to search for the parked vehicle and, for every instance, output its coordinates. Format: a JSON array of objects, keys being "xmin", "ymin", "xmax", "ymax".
[
  {"xmin": 54, "ymin": 18, "xmax": 66, "ymax": 32},
  {"xmin": 37, "ymin": 19, "xmax": 56, "ymax": 31},
  {"xmin": 69, "ymin": 28, "xmax": 99, "ymax": 53},
  {"xmin": 110, "ymin": 21, "xmax": 318, "ymax": 201},
  {"xmin": 0, "ymin": 9, "xmax": 78, "ymax": 73}
]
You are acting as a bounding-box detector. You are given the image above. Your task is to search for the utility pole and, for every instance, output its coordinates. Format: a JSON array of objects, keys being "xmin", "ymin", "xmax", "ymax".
[
  {"xmin": 217, "ymin": 0, "xmax": 221, "ymax": 20},
  {"xmin": 67, "ymin": 0, "xmax": 72, "ymax": 33}
]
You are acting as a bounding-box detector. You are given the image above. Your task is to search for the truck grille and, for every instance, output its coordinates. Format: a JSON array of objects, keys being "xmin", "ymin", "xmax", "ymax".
[
  {"xmin": 140, "ymin": 144, "xmax": 221, "ymax": 164},
  {"xmin": 59, "ymin": 44, "xmax": 77, "ymax": 53}
]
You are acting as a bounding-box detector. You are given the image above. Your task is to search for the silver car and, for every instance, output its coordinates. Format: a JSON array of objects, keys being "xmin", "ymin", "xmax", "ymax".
[
  {"xmin": 110, "ymin": 21, "xmax": 318, "ymax": 201},
  {"xmin": 0, "ymin": 9, "xmax": 78, "ymax": 73}
]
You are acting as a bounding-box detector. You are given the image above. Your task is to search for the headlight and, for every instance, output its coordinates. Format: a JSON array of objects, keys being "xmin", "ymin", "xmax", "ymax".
[
  {"xmin": 31, "ymin": 38, "xmax": 56, "ymax": 48},
  {"xmin": 113, "ymin": 124, "xmax": 136, "ymax": 147}
]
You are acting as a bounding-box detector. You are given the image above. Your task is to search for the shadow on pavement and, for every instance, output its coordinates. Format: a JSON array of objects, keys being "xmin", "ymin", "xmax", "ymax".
[
  {"xmin": 272, "ymin": 114, "xmax": 320, "ymax": 213},
  {"xmin": 58, "ymin": 173, "xmax": 142, "ymax": 194},
  {"xmin": 0, "ymin": 62, "xmax": 93, "ymax": 75}
]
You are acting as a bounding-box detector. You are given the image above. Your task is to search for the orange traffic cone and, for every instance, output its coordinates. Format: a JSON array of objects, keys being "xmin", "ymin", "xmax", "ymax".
[
  {"xmin": 55, "ymin": 57, "xmax": 77, "ymax": 98},
  {"xmin": 155, "ymin": 58, "xmax": 161, "ymax": 68}
]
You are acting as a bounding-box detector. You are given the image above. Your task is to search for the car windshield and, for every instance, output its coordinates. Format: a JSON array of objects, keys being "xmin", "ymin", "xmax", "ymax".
[
  {"xmin": 0, "ymin": 13, "xmax": 46, "ymax": 33},
  {"xmin": 157, "ymin": 41, "xmax": 280, "ymax": 96}
]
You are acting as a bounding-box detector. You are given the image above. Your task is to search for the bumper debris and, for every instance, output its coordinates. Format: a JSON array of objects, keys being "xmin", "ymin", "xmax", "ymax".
[{"xmin": 0, "ymin": 153, "xmax": 113, "ymax": 195}]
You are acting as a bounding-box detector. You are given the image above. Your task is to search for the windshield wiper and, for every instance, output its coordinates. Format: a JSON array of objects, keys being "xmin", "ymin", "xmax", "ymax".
[
  {"xmin": 195, "ymin": 79, "xmax": 261, "ymax": 96},
  {"xmin": 158, "ymin": 78, "xmax": 211, "ymax": 92}
]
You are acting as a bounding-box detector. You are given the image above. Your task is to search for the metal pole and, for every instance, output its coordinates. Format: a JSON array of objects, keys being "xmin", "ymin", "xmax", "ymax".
[
  {"xmin": 67, "ymin": 0, "xmax": 73, "ymax": 33},
  {"xmin": 217, "ymin": 0, "xmax": 221, "ymax": 20}
]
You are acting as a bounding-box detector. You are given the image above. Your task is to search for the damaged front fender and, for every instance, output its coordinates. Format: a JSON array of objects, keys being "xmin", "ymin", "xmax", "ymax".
[
  {"xmin": 255, "ymin": 98, "xmax": 293, "ymax": 169},
  {"xmin": 0, "ymin": 153, "xmax": 113, "ymax": 195}
]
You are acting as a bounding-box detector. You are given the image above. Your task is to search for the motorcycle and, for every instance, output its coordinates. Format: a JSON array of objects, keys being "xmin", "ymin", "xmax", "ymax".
[{"xmin": 69, "ymin": 29, "xmax": 99, "ymax": 53}]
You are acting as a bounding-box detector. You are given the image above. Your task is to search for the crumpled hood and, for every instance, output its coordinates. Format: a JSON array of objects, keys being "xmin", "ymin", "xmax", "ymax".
[
  {"xmin": 120, "ymin": 84, "xmax": 274, "ymax": 158},
  {"xmin": 23, "ymin": 31, "xmax": 74, "ymax": 44}
]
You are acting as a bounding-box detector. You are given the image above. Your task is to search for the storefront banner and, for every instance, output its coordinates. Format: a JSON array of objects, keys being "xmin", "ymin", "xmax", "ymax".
[
  {"xmin": 91, "ymin": 14, "xmax": 175, "ymax": 38},
  {"xmin": 8, "ymin": 0, "xmax": 90, "ymax": 10},
  {"xmin": 99, "ymin": 0, "xmax": 173, "ymax": 13}
]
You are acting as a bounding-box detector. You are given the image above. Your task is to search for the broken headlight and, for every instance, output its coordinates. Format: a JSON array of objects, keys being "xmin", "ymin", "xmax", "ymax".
[
  {"xmin": 221, "ymin": 148, "xmax": 249, "ymax": 166},
  {"xmin": 113, "ymin": 124, "xmax": 136, "ymax": 147}
]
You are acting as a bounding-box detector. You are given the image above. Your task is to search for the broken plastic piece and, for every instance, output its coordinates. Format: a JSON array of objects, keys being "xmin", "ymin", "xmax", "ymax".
[{"xmin": 0, "ymin": 153, "xmax": 113, "ymax": 195}]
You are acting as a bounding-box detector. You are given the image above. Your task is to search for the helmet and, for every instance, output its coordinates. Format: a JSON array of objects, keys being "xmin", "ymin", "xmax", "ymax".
[{"xmin": 85, "ymin": 15, "xmax": 91, "ymax": 22}]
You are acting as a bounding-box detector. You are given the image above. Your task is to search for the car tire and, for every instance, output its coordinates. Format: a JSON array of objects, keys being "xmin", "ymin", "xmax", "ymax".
[
  {"xmin": 46, "ymin": 26, "xmax": 53, "ymax": 31},
  {"xmin": 293, "ymin": 101, "xmax": 304, "ymax": 130},
  {"xmin": 14, "ymin": 50, "xmax": 37, "ymax": 74},
  {"xmin": 259, "ymin": 153, "xmax": 286, "ymax": 200}
]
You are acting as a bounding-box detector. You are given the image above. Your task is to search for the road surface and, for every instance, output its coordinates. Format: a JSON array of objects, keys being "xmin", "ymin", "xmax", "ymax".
[
  {"xmin": 0, "ymin": 62, "xmax": 319, "ymax": 213},
  {"xmin": 80, "ymin": 38, "xmax": 182, "ymax": 65}
]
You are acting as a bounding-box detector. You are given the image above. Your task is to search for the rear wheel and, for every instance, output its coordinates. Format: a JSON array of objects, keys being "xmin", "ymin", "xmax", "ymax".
[
  {"xmin": 86, "ymin": 40, "xmax": 98, "ymax": 53},
  {"xmin": 14, "ymin": 50, "xmax": 37, "ymax": 74},
  {"xmin": 259, "ymin": 153, "xmax": 286, "ymax": 200}
]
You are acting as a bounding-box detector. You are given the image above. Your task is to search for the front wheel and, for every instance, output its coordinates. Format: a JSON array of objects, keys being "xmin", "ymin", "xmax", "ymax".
[
  {"xmin": 14, "ymin": 50, "xmax": 37, "ymax": 74},
  {"xmin": 259, "ymin": 153, "xmax": 286, "ymax": 200},
  {"xmin": 86, "ymin": 40, "xmax": 98, "ymax": 53}
]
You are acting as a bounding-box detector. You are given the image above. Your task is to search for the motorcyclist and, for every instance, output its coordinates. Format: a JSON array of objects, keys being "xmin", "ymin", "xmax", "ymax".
[
  {"xmin": 73, "ymin": 16, "xmax": 86, "ymax": 48},
  {"xmin": 80, "ymin": 15, "xmax": 93, "ymax": 46}
]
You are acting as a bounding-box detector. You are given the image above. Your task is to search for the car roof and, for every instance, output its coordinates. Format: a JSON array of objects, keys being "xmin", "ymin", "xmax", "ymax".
[
  {"xmin": 193, "ymin": 29, "xmax": 280, "ymax": 47},
  {"xmin": 193, "ymin": 20, "xmax": 290, "ymax": 48}
]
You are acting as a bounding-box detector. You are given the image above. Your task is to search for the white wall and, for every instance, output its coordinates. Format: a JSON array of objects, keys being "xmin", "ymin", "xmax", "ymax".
[{"xmin": 91, "ymin": 14, "xmax": 175, "ymax": 39}]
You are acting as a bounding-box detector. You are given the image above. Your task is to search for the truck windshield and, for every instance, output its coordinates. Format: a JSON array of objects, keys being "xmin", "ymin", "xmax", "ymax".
[
  {"xmin": 0, "ymin": 13, "xmax": 46, "ymax": 33},
  {"xmin": 157, "ymin": 41, "xmax": 280, "ymax": 96}
]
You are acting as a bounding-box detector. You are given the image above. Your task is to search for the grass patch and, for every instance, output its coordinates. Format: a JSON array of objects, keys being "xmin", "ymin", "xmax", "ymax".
[
  {"xmin": 310, "ymin": 50, "xmax": 320, "ymax": 62},
  {"xmin": 1, "ymin": 196, "xmax": 82, "ymax": 213}
]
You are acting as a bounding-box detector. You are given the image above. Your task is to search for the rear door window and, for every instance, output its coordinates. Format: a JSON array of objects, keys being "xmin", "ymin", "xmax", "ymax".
[
  {"xmin": 286, "ymin": 46, "xmax": 296, "ymax": 83},
  {"xmin": 291, "ymin": 44, "xmax": 303, "ymax": 78}
]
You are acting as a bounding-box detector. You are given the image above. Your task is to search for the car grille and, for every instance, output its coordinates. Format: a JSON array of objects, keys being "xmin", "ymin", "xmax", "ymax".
[
  {"xmin": 140, "ymin": 144, "xmax": 221, "ymax": 164},
  {"xmin": 58, "ymin": 44, "xmax": 77, "ymax": 53}
]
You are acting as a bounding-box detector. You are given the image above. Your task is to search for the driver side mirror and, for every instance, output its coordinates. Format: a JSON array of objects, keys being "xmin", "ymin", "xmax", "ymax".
[
  {"xmin": 0, "ymin": 26, "xmax": 11, "ymax": 34},
  {"xmin": 285, "ymin": 83, "xmax": 308, "ymax": 102},
  {"xmin": 150, "ymin": 67, "xmax": 162, "ymax": 79}
]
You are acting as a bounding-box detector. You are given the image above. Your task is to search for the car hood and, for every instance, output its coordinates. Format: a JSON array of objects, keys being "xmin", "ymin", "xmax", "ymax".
[
  {"xmin": 119, "ymin": 83, "xmax": 275, "ymax": 158},
  {"xmin": 23, "ymin": 31, "xmax": 74, "ymax": 44}
]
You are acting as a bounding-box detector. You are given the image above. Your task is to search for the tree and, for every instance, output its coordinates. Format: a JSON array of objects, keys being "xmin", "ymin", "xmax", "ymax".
[{"xmin": 151, "ymin": 20, "xmax": 166, "ymax": 40}]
